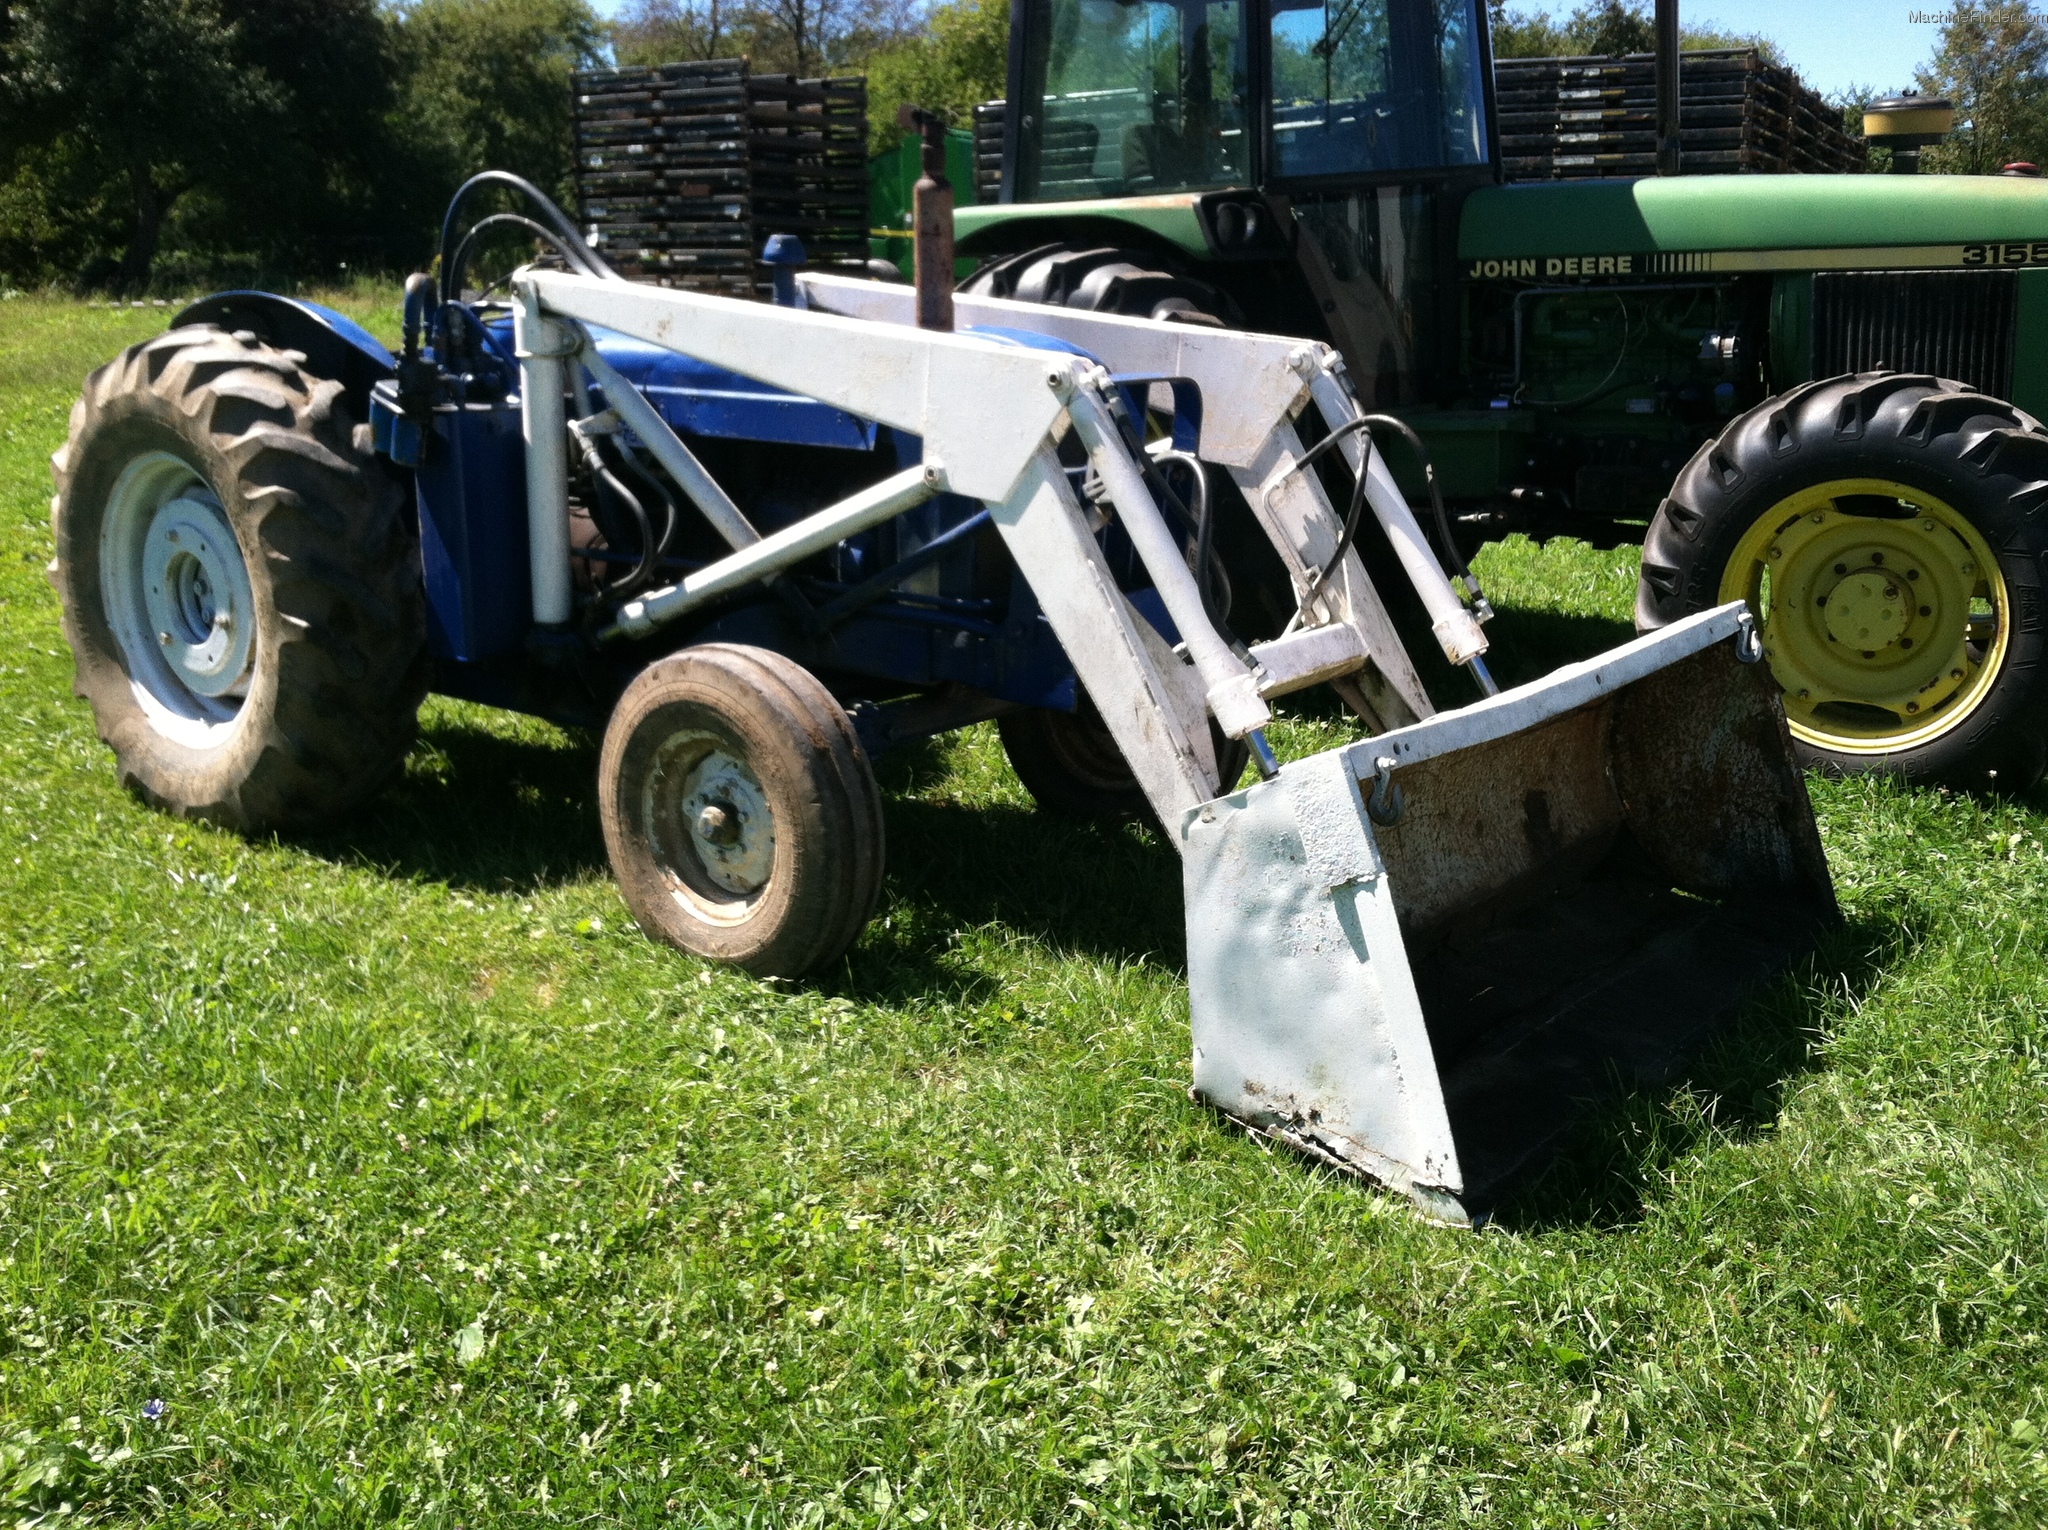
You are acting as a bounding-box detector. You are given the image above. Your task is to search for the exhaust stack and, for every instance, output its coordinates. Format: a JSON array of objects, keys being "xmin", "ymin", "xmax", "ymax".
[
  {"xmin": 1655, "ymin": 0, "xmax": 1682, "ymax": 175},
  {"xmin": 898, "ymin": 104, "xmax": 956, "ymax": 331}
]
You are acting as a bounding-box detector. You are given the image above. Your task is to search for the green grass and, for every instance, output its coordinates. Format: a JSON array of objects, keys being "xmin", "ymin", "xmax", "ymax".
[{"xmin": 4, "ymin": 293, "xmax": 2048, "ymax": 1526}]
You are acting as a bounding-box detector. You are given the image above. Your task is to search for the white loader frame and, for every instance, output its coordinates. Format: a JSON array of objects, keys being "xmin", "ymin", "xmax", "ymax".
[{"xmin": 509, "ymin": 268, "xmax": 1831, "ymax": 1224}]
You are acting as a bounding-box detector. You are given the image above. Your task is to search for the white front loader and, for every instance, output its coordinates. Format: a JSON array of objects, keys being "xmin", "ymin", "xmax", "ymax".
[{"xmin": 516, "ymin": 268, "xmax": 1839, "ymax": 1223}]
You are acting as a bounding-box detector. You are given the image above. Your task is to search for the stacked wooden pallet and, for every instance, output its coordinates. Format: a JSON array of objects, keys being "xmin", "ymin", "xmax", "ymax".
[
  {"xmin": 572, "ymin": 59, "xmax": 869, "ymax": 298},
  {"xmin": 1496, "ymin": 49, "xmax": 1864, "ymax": 181},
  {"xmin": 973, "ymin": 101, "xmax": 1006, "ymax": 202}
]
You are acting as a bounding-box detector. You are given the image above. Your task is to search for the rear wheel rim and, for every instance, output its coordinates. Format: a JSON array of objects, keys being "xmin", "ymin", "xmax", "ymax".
[
  {"xmin": 98, "ymin": 450, "xmax": 255, "ymax": 749},
  {"xmin": 642, "ymin": 723, "xmax": 776, "ymax": 925},
  {"xmin": 1718, "ymin": 477, "xmax": 2010, "ymax": 754}
]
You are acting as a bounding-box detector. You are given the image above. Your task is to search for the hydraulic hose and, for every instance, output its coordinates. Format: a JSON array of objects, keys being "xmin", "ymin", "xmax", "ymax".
[
  {"xmin": 438, "ymin": 171, "xmax": 617, "ymax": 290},
  {"xmin": 1155, "ymin": 448, "xmax": 1232, "ymax": 627},
  {"xmin": 568, "ymin": 393, "xmax": 659, "ymax": 596},
  {"xmin": 446, "ymin": 213, "xmax": 586, "ymax": 308},
  {"xmin": 1352, "ymin": 412, "xmax": 1487, "ymax": 611},
  {"xmin": 1100, "ymin": 392, "xmax": 1239, "ymax": 639}
]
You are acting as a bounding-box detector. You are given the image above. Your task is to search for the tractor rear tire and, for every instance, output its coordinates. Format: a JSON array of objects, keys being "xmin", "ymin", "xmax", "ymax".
[
  {"xmin": 1637, "ymin": 372, "xmax": 2048, "ymax": 792},
  {"xmin": 599, "ymin": 644, "xmax": 885, "ymax": 978},
  {"xmin": 960, "ymin": 242, "xmax": 1237, "ymax": 326},
  {"xmin": 50, "ymin": 324, "xmax": 427, "ymax": 831}
]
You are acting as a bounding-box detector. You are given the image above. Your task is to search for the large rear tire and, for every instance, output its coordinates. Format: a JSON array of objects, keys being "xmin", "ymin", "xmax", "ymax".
[
  {"xmin": 598, "ymin": 645, "xmax": 885, "ymax": 978},
  {"xmin": 50, "ymin": 324, "xmax": 427, "ymax": 831},
  {"xmin": 960, "ymin": 242, "xmax": 1236, "ymax": 326},
  {"xmin": 1638, "ymin": 372, "xmax": 2048, "ymax": 792}
]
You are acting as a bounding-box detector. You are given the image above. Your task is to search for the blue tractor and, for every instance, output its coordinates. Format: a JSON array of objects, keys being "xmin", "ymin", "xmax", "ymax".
[{"xmin": 48, "ymin": 174, "xmax": 1836, "ymax": 1220}]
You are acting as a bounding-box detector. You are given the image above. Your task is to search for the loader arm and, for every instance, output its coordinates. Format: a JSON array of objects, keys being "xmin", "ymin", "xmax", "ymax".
[{"xmin": 509, "ymin": 265, "xmax": 1838, "ymax": 1222}]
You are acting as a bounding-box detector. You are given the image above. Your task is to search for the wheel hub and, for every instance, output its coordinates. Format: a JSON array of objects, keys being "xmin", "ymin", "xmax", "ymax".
[
  {"xmin": 1722, "ymin": 480, "xmax": 2006, "ymax": 750},
  {"xmin": 98, "ymin": 451, "xmax": 256, "ymax": 745},
  {"xmin": 140, "ymin": 496, "xmax": 254, "ymax": 698},
  {"xmin": 1820, "ymin": 568, "xmax": 1908, "ymax": 651},
  {"xmin": 678, "ymin": 748, "xmax": 773, "ymax": 897}
]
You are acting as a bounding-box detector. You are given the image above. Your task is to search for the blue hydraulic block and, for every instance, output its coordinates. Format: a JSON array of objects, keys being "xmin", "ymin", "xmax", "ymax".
[{"xmin": 374, "ymin": 382, "xmax": 531, "ymax": 661}]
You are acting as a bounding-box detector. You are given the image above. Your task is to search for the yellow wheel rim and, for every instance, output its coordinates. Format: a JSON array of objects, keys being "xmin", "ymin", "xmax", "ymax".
[{"xmin": 1717, "ymin": 478, "xmax": 2010, "ymax": 755}]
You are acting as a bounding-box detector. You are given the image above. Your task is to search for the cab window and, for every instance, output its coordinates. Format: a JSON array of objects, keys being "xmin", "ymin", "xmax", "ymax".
[
  {"xmin": 1027, "ymin": 0, "xmax": 1250, "ymax": 200},
  {"xmin": 1268, "ymin": 0, "xmax": 1489, "ymax": 180}
]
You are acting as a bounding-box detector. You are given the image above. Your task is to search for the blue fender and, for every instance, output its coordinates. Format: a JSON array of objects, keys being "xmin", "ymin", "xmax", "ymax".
[{"xmin": 170, "ymin": 292, "xmax": 395, "ymax": 415}]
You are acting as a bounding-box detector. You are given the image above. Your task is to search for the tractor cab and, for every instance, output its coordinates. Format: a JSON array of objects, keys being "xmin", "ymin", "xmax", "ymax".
[
  {"xmin": 968, "ymin": 0, "xmax": 1497, "ymax": 411},
  {"xmin": 1005, "ymin": 0, "xmax": 1495, "ymax": 200}
]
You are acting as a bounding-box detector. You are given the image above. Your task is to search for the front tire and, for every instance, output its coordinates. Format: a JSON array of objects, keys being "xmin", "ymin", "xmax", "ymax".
[
  {"xmin": 1638, "ymin": 372, "xmax": 2048, "ymax": 792},
  {"xmin": 51, "ymin": 324, "xmax": 427, "ymax": 831},
  {"xmin": 598, "ymin": 645, "xmax": 885, "ymax": 977}
]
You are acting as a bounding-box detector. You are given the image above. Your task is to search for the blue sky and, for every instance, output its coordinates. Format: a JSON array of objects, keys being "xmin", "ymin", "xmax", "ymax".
[{"xmin": 586, "ymin": 1, "xmax": 1956, "ymax": 99}]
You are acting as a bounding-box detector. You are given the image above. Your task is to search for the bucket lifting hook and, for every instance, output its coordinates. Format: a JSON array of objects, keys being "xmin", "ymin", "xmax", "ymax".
[
  {"xmin": 1366, "ymin": 755, "xmax": 1405, "ymax": 826},
  {"xmin": 1735, "ymin": 612, "xmax": 1765, "ymax": 664}
]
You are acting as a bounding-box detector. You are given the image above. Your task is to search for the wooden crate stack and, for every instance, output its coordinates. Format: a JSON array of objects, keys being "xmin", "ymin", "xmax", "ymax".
[
  {"xmin": 573, "ymin": 59, "xmax": 869, "ymax": 299},
  {"xmin": 1496, "ymin": 49, "xmax": 1865, "ymax": 181},
  {"xmin": 973, "ymin": 101, "xmax": 1006, "ymax": 202}
]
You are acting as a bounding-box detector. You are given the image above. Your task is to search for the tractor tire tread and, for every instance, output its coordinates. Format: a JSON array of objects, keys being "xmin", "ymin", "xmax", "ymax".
[
  {"xmin": 1638, "ymin": 369, "xmax": 2048, "ymax": 791},
  {"xmin": 51, "ymin": 324, "xmax": 427, "ymax": 831}
]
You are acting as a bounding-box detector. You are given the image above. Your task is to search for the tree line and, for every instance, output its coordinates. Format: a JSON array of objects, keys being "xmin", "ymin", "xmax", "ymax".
[{"xmin": 1, "ymin": 0, "xmax": 2043, "ymax": 292}]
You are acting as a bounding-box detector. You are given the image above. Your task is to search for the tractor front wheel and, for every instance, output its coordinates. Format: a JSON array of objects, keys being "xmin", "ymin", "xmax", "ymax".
[
  {"xmin": 1638, "ymin": 372, "xmax": 2048, "ymax": 791},
  {"xmin": 599, "ymin": 645, "xmax": 885, "ymax": 977},
  {"xmin": 51, "ymin": 325, "xmax": 426, "ymax": 831}
]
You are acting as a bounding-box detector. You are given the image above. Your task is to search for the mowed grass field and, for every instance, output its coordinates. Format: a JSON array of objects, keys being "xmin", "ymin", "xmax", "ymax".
[{"xmin": 2, "ymin": 291, "xmax": 2048, "ymax": 1528}]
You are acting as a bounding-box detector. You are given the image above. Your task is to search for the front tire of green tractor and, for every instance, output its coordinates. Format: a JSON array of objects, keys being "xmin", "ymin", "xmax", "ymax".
[
  {"xmin": 1638, "ymin": 372, "xmax": 2048, "ymax": 792},
  {"xmin": 51, "ymin": 324, "xmax": 428, "ymax": 832}
]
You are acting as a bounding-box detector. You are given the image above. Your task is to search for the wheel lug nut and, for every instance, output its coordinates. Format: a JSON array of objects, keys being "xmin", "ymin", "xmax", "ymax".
[
  {"xmin": 1919, "ymin": 605, "xmax": 1931, "ymax": 616},
  {"xmin": 1900, "ymin": 637, "xmax": 1913, "ymax": 649},
  {"xmin": 1871, "ymin": 552, "xmax": 1885, "ymax": 565},
  {"xmin": 1907, "ymin": 569, "xmax": 1919, "ymax": 580},
  {"xmin": 1907, "ymin": 701, "xmax": 1920, "ymax": 713},
  {"xmin": 1834, "ymin": 563, "xmax": 1847, "ymax": 575},
  {"xmin": 1952, "ymin": 668, "xmax": 1965, "ymax": 679}
]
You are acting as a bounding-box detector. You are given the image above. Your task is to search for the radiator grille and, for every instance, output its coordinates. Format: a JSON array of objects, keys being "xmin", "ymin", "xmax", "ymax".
[{"xmin": 1812, "ymin": 269, "xmax": 2017, "ymax": 396}]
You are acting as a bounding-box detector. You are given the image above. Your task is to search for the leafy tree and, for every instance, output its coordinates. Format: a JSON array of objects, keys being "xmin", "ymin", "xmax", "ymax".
[
  {"xmin": 1916, "ymin": 0, "xmax": 2048, "ymax": 174},
  {"xmin": 613, "ymin": 0, "xmax": 745, "ymax": 63},
  {"xmin": 1488, "ymin": 0, "xmax": 1779, "ymax": 62},
  {"xmin": 387, "ymin": 0, "xmax": 605, "ymax": 204},
  {"xmin": 612, "ymin": 0, "xmax": 915, "ymax": 76},
  {"xmin": 0, "ymin": 0, "xmax": 281, "ymax": 287},
  {"xmin": 0, "ymin": 0, "xmax": 393, "ymax": 288},
  {"xmin": 862, "ymin": 0, "xmax": 1007, "ymax": 151}
]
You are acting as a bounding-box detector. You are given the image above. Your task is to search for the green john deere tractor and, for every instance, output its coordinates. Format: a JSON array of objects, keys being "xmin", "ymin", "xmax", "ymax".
[{"xmin": 950, "ymin": 0, "xmax": 2048, "ymax": 791}]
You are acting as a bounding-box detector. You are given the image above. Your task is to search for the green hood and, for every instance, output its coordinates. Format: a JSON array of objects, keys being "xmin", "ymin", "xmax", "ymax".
[{"xmin": 1460, "ymin": 174, "xmax": 2048, "ymax": 262}]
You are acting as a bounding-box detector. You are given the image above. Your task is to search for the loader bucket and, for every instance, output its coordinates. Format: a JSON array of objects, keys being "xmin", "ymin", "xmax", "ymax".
[{"xmin": 1181, "ymin": 605, "xmax": 1839, "ymax": 1224}]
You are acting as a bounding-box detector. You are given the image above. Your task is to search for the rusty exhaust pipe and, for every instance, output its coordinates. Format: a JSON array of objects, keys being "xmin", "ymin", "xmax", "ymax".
[{"xmin": 898, "ymin": 104, "xmax": 955, "ymax": 331}]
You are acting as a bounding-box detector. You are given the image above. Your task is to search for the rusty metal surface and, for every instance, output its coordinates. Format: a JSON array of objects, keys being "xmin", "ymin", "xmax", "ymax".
[
  {"xmin": 1609, "ymin": 643, "xmax": 1839, "ymax": 909},
  {"xmin": 1371, "ymin": 700, "xmax": 1624, "ymax": 944}
]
